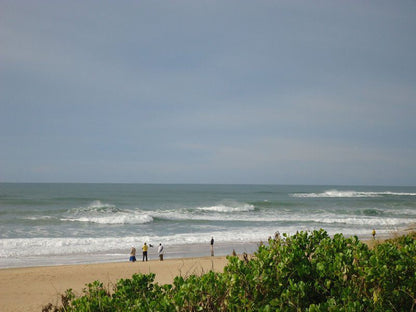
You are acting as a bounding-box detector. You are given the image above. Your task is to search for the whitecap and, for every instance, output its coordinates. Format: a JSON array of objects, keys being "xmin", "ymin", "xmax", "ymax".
[
  {"xmin": 71, "ymin": 200, "xmax": 118, "ymax": 213},
  {"xmin": 61, "ymin": 212, "xmax": 153, "ymax": 224},
  {"xmin": 289, "ymin": 189, "xmax": 415, "ymax": 198},
  {"xmin": 292, "ymin": 190, "xmax": 371, "ymax": 198},
  {"xmin": 197, "ymin": 203, "xmax": 255, "ymax": 213}
]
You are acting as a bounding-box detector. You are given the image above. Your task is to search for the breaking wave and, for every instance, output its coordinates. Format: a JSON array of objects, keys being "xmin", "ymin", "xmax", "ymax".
[
  {"xmin": 291, "ymin": 190, "xmax": 416, "ymax": 198},
  {"xmin": 61, "ymin": 200, "xmax": 153, "ymax": 224},
  {"xmin": 197, "ymin": 202, "xmax": 255, "ymax": 213}
]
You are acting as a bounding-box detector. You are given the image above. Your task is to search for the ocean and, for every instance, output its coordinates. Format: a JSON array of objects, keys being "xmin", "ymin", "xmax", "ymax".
[{"xmin": 1, "ymin": 183, "xmax": 415, "ymax": 268}]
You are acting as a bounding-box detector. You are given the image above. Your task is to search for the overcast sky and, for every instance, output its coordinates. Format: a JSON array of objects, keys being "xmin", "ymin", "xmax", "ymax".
[{"xmin": 1, "ymin": 1, "xmax": 415, "ymax": 185}]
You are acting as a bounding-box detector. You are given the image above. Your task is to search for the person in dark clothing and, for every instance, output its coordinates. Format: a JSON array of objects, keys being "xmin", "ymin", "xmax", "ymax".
[{"xmin": 142, "ymin": 242, "xmax": 148, "ymax": 261}]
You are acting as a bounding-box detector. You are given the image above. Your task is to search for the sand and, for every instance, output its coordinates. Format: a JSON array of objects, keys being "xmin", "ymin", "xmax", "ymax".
[
  {"xmin": 0, "ymin": 256, "xmax": 228, "ymax": 312},
  {"xmin": 2, "ymin": 229, "xmax": 413, "ymax": 312}
]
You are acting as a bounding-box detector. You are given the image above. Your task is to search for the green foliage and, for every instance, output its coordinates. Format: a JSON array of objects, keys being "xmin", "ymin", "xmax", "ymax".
[{"xmin": 44, "ymin": 230, "xmax": 416, "ymax": 311}]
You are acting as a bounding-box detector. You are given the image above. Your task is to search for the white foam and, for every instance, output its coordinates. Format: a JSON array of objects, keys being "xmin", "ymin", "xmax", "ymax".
[
  {"xmin": 23, "ymin": 216, "xmax": 55, "ymax": 221},
  {"xmin": 65, "ymin": 200, "xmax": 114, "ymax": 215},
  {"xmin": 197, "ymin": 203, "xmax": 255, "ymax": 213},
  {"xmin": 61, "ymin": 200, "xmax": 154, "ymax": 224},
  {"xmin": 0, "ymin": 215, "xmax": 407, "ymax": 260},
  {"xmin": 62, "ymin": 213, "xmax": 153, "ymax": 224},
  {"xmin": 84, "ymin": 200, "xmax": 117, "ymax": 211},
  {"xmin": 291, "ymin": 189, "xmax": 416, "ymax": 198},
  {"xmin": 0, "ymin": 223, "xmax": 402, "ymax": 268},
  {"xmin": 0, "ymin": 231, "xmax": 267, "ymax": 259},
  {"xmin": 316, "ymin": 216, "xmax": 409, "ymax": 226},
  {"xmin": 381, "ymin": 191, "xmax": 416, "ymax": 196},
  {"xmin": 149, "ymin": 208, "xmax": 413, "ymax": 227}
]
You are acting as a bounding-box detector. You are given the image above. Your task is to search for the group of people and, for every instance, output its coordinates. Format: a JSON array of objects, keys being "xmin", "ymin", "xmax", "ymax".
[
  {"xmin": 129, "ymin": 236, "xmax": 215, "ymax": 262},
  {"xmin": 129, "ymin": 242, "xmax": 164, "ymax": 262}
]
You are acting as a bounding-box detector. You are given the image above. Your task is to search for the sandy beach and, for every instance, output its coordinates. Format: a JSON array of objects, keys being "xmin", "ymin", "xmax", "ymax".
[
  {"xmin": 0, "ymin": 256, "xmax": 228, "ymax": 312},
  {"xmin": 1, "ymin": 227, "xmax": 413, "ymax": 312}
]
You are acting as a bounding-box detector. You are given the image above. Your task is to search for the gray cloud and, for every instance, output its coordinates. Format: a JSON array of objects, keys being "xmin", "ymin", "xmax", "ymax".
[{"xmin": 1, "ymin": 0, "xmax": 415, "ymax": 185}]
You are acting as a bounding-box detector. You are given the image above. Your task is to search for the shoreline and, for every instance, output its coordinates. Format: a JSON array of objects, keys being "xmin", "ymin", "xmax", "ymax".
[
  {"xmin": 1, "ymin": 229, "xmax": 414, "ymax": 312},
  {"xmin": 1, "ymin": 227, "xmax": 409, "ymax": 270},
  {"xmin": 0, "ymin": 241, "xmax": 260, "ymax": 270}
]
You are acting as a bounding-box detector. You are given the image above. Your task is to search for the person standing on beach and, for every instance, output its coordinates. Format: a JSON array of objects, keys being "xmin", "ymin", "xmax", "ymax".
[
  {"xmin": 142, "ymin": 242, "xmax": 148, "ymax": 261},
  {"xmin": 158, "ymin": 243, "xmax": 164, "ymax": 261},
  {"xmin": 129, "ymin": 246, "xmax": 136, "ymax": 262},
  {"xmin": 210, "ymin": 236, "xmax": 214, "ymax": 256}
]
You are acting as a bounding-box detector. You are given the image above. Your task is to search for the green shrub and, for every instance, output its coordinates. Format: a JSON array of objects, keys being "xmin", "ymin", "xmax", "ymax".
[{"xmin": 44, "ymin": 230, "xmax": 416, "ymax": 311}]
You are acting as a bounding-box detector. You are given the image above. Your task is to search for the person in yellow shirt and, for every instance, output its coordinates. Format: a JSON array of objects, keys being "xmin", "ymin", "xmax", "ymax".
[{"xmin": 142, "ymin": 242, "xmax": 149, "ymax": 261}]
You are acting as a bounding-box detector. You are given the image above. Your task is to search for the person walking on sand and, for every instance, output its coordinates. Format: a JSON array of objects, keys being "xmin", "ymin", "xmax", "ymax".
[
  {"xmin": 142, "ymin": 242, "xmax": 148, "ymax": 261},
  {"xmin": 129, "ymin": 246, "xmax": 136, "ymax": 262},
  {"xmin": 372, "ymin": 228, "xmax": 376, "ymax": 240},
  {"xmin": 158, "ymin": 243, "xmax": 164, "ymax": 261},
  {"xmin": 210, "ymin": 236, "xmax": 214, "ymax": 256}
]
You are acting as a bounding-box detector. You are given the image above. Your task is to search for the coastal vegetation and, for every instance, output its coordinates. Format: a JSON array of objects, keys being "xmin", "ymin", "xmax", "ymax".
[{"xmin": 44, "ymin": 229, "xmax": 416, "ymax": 311}]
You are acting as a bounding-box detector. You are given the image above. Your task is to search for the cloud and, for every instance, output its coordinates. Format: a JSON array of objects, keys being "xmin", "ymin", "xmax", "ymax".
[{"xmin": 1, "ymin": 1, "xmax": 415, "ymax": 185}]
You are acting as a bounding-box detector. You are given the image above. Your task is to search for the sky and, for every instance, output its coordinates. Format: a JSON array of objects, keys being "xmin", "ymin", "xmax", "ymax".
[{"xmin": 1, "ymin": 1, "xmax": 415, "ymax": 185}]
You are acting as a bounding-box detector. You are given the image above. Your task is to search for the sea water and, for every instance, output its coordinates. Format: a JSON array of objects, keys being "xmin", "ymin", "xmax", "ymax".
[{"xmin": 1, "ymin": 183, "xmax": 415, "ymax": 268}]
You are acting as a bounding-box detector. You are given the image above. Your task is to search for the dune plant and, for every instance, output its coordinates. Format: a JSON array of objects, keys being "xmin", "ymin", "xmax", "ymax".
[{"xmin": 44, "ymin": 229, "xmax": 416, "ymax": 311}]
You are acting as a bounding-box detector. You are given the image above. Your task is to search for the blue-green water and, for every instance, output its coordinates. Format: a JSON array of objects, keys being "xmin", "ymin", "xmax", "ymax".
[{"xmin": 1, "ymin": 183, "xmax": 415, "ymax": 268}]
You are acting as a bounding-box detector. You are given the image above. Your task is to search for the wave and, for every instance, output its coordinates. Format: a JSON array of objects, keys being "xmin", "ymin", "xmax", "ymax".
[
  {"xmin": 62, "ymin": 213, "xmax": 153, "ymax": 225},
  {"xmin": 273, "ymin": 214, "xmax": 412, "ymax": 227},
  {"xmin": 381, "ymin": 192, "xmax": 416, "ymax": 196},
  {"xmin": 197, "ymin": 203, "xmax": 255, "ymax": 213},
  {"xmin": 0, "ymin": 220, "xmax": 402, "ymax": 262},
  {"xmin": 23, "ymin": 216, "xmax": 56, "ymax": 221},
  {"xmin": 0, "ymin": 228, "xmax": 277, "ymax": 259},
  {"xmin": 73, "ymin": 200, "xmax": 119, "ymax": 213},
  {"xmin": 61, "ymin": 200, "xmax": 153, "ymax": 224},
  {"xmin": 311, "ymin": 216, "xmax": 408, "ymax": 226},
  {"xmin": 149, "ymin": 208, "xmax": 414, "ymax": 227},
  {"xmin": 291, "ymin": 189, "xmax": 416, "ymax": 198},
  {"xmin": 360, "ymin": 208, "xmax": 383, "ymax": 216}
]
